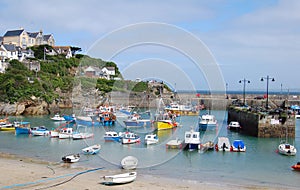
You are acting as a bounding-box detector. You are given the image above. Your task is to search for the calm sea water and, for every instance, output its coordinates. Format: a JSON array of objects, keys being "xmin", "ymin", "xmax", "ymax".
[{"xmin": 0, "ymin": 110, "xmax": 299, "ymax": 188}]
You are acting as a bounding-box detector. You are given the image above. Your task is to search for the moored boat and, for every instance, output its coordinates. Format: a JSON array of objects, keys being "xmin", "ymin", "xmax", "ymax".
[
  {"xmin": 231, "ymin": 140, "xmax": 246, "ymax": 152},
  {"xmin": 82, "ymin": 144, "xmax": 101, "ymax": 155},
  {"xmin": 58, "ymin": 127, "xmax": 73, "ymax": 139},
  {"xmin": 72, "ymin": 132, "xmax": 94, "ymax": 140},
  {"xmin": 102, "ymin": 172, "xmax": 137, "ymax": 185},
  {"xmin": 215, "ymin": 137, "xmax": 231, "ymax": 151},
  {"xmin": 122, "ymin": 132, "xmax": 140, "ymax": 144},
  {"xmin": 199, "ymin": 114, "xmax": 217, "ymax": 131},
  {"xmin": 278, "ymin": 142, "xmax": 297, "ymax": 156},
  {"xmin": 15, "ymin": 121, "xmax": 31, "ymax": 135},
  {"xmin": 104, "ymin": 131, "xmax": 122, "ymax": 142},
  {"xmin": 165, "ymin": 101, "xmax": 199, "ymax": 116},
  {"xmin": 123, "ymin": 113, "xmax": 151, "ymax": 128},
  {"xmin": 121, "ymin": 156, "xmax": 138, "ymax": 170},
  {"xmin": 228, "ymin": 121, "xmax": 241, "ymax": 130},
  {"xmin": 144, "ymin": 134, "xmax": 159, "ymax": 145},
  {"xmin": 184, "ymin": 129, "xmax": 201, "ymax": 150},
  {"xmin": 154, "ymin": 120, "xmax": 178, "ymax": 130},
  {"xmin": 30, "ymin": 126, "xmax": 50, "ymax": 136},
  {"xmin": 291, "ymin": 162, "xmax": 300, "ymax": 171},
  {"xmin": 51, "ymin": 114, "xmax": 65, "ymax": 121},
  {"xmin": 199, "ymin": 141, "xmax": 214, "ymax": 152},
  {"xmin": 62, "ymin": 154, "xmax": 80, "ymax": 163},
  {"xmin": 166, "ymin": 138, "xmax": 183, "ymax": 149}
]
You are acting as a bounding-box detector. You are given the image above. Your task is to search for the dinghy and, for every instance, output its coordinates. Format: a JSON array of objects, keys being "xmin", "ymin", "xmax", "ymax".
[
  {"xmin": 102, "ymin": 172, "xmax": 137, "ymax": 185},
  {"xmin": 121, "ymin": 156, "xmax": 138, "ymax": 170}
]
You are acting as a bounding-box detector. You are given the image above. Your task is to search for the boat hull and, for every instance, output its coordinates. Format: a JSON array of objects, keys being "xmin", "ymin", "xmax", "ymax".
[
  {"xmin": 103, "ymin": 172, "xmax": 137, "ymax": 185},
  {"xmin": 82, "ymin": 144, "xmax": 101, "ymax": 155},
  {"xmin": 155, "ymin": 120, "xmax": 177, "ymax": 131},
  {"xmin": 123, "ymin": 120, "xmax": 151, "ymax": 128}
]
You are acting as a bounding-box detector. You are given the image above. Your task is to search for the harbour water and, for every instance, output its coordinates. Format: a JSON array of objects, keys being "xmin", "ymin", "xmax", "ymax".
[{"xmin": 0, "ymin": 110, "xmax": 299, "ymax": 189}]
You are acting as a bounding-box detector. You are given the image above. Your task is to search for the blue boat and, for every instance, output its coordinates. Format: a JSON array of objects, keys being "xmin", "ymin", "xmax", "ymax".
[
  {"xmin": 15, "ymin": 121, "xmax": 31, "ymax": 135},
  {"xmin": 63, "ymin": 114, "xmax": 76, "ymax": 123},
  {"xmin": 104, "ymin": 131, "xmax": 122, "ymax": 142},
  {"xmin": 123, "ymin": 113, "xmax": 151, "ymax": 128}
]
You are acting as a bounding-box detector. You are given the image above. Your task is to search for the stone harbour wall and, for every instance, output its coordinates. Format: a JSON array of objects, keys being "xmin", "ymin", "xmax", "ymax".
[{"xmin": 228, "ymin": 106, "xmax": 295, "ymax": 138}]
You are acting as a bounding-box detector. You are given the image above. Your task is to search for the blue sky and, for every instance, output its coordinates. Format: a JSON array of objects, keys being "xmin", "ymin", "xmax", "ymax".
[{"xmin": 1, "ymin": 0, "xmax": 299, "ymax": 92}]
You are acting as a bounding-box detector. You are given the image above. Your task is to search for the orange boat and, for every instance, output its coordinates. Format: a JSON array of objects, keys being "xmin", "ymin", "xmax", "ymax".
[{"xmin": 291, "ymin": 162, "xmax": 300, "ymax": 171}]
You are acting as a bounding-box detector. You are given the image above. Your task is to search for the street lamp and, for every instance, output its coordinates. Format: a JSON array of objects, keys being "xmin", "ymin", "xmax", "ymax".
[
  {"xmin": 261, "ymin": 75, "xmax": 275, "ymax": 110},
  {"xmin": 239, "ymin": 79, "xmax": 250, "ymax": 106}
]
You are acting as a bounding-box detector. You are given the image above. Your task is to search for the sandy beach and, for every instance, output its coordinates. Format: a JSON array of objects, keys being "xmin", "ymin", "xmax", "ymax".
[{"xmin": 0, "ymin": 152, "xmax": 296, "ymax": 190}]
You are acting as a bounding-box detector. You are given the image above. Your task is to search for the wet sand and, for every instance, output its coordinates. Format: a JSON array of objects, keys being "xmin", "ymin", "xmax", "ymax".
[{"xmin": 0, "ymin": 152, "xmax": 296, "ymax": 190}]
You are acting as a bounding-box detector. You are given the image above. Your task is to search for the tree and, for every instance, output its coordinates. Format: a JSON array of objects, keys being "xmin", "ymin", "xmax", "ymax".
[{"xmin": 71, "ymin": 46, "xmax": 82, "ymax": 56}]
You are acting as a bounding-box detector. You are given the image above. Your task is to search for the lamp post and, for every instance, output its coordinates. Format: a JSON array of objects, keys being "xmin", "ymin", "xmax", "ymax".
[
  {"xmin": 239, "ymin": 79, "xmax": 250, "ymax": 106},
  {"xmin": 261, "ymin": 75, "xmax": 275, "ymax": 110}
]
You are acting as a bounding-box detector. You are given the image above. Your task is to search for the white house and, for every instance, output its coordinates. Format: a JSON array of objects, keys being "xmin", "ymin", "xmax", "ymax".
[
  {"xmin": 48, "ymin": 46, "xmax": 72, "ymax": 59},
  {"xmin": 102, "ymin": 67, "xmax": 115, "ymax": 78},
  {"xmin": 2, "ymin": 44, "xmax": 18, "ymax": 60}
]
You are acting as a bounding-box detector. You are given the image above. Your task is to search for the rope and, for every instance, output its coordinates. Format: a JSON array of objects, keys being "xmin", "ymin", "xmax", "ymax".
[{"xmin": 0, "ymin": 167, "xmax": 104, "ymax": 190}]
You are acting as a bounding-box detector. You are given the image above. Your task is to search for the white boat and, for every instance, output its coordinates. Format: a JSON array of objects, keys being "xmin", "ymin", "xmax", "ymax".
[
  {"xmin": 278, "ymin": 125, "xmax": 297, "ymax": 156},
  {"xmin": 166, "ymin": 138, "xmax": 183, "ymax": 149},
  {"xmin": 102, "ymin": 172, "xmax": 137, "ymax": 185},
  {"xmin": 184, "ymin": 129, "xmax": 201, "ymax": 150},
  {"xmin": 144, "ymin": 134, "xmax": 159, "ymax": 145},
  {"xmin": 278, "ymin": 142, "xmax": 297, "ymax": 156},
  {"xmin": 232, "ymin": 140, "xmax": 246, "ymax": 152},
  {"xmin": 228, "ymin": 121, "xmax": 241, "ymax": 130},
  {"xmin": 199, "ymin": 114, "xmax": 217, "ymax": 131},
  {"xmin": 104, "ymin": 131, "xmax": 122, "ymax": 142},
  {"xmin": 82, "ymin": 144, "xmax": 101, "ymax": 155},
  {"xmin": 121, "ymin": 156, "xmax": 138, "ymax": 170},
  {"xmin": 62, "ymin": 154, "xmax": 80, "ymax": 163},
  {"xmin": 215, "ymin": 137, "xmax": 231, "ymax": 151},
  {"xmin": 30, "ymin": 126, "xmax": 50, "ymax": 136},
  {"xmin": 58, "ymin": 127, "xmax": 73, "ymax": 139},
  {"xmin": 51, "ymin": 114, "xmax": 65, "ymax": 121},
  {"xmin": 122, "ymin": 132, "xmax": 140, "ymax": 144},
  {"xmin": 72, "ymin": 132, "xmax": 94, "ymax": 140}
]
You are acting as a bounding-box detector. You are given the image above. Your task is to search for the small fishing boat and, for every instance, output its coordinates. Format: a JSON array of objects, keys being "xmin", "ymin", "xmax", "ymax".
[
  {"xmin": 278, "ymin": 142, "xmax": 297, "ymax": 156},
  {"xmin": 62, "ymin": 154, "xmax": 80, "ymax": 163},
  {"xmin": 30, "ymin": 126, "xmax": 50, "ymax": 136},
  {"xmin": 199, "ymin": 141, "xmax": 214, "ymax": 152},
  {"xmin": 164, "ymin": 101, "xmax": 199, "ymax": 116},
  {"xmin": 123, "ymin": 113, "xmax": 151, "ymax": 128},
  {"xmin": 102, "ymin": 172, "xmax": 137, "ymax": 185},
  {"xmin": 184, "ymin": 129, "xmax": 201, "ymax": 150},
  {"xmin": 166, "ymin": 138, "xmax": 183, "ymax": 149},
  {"xmin": 82, "ymin": 144, "xmax": 101, "ymax": 155},
  {"xmin": 104, "ymin": 131, "xmax": 122, "ymax": 142},
  {"xmin": 58, "ymin": 127, "xmax": 73, "ymax": 139},
  {"xmin": 51, "ymin": 114, "xmax": 65, "ymax": 121},
  {"xmin": 231, "ymin": 140, "xmax": 246, "ymax": 152},
  {"xmin": 154, "ymin": 120, "xmax": 178, "ymax": 130},
  {"xmin": 72, "ymin": 132, "xmax": 94, "ymax": 140},
  {"xmin": 144, "ymin": 134, "xmax": 159, "ymax": 145},
  {"xmin": 215, "ymin": 137, "xmax": 231, "ymax": 151},
  {"xmin": 121, "ymin": 156, "xmax": 138, "ymax": 170},
  {"xmin": 14, "ymin": 121, "xmax": 31, "ymax": 135},
  {"xmin": 122, "ymin": 132, "xmax": 140, "ymax": 144},
  {"xmin": 0, "ymin": 123, "xmax": 15, "ymax": 131},
  {"xmin": 291, "ymin": 162, "xmax": 300, "ymax": 171},
  {"xmin": 199, "ymin": 114, "xmax": 217, "ymax": 131},
  {"xmin": 228, "ymin": 121, "xmax": 241, "ymax": 130}
]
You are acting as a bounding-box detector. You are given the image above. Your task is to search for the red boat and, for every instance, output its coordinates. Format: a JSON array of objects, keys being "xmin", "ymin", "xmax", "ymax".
[{"xmin": 291, "ymin": 162, "xmax": 300, "ymax": 171}]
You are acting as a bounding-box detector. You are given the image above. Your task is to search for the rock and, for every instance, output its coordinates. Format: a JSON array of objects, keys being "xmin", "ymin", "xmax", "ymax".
[
  {"xmin": 23, "ymin": 101, "xmax": 49, "ymax": 115},
  {"xmin": 0, "ymin": 103, "xmax": 17, "ymax": 115},
  {"xmin": 16, "ymin": 103, "xmax": 26, "ymax": 115}
]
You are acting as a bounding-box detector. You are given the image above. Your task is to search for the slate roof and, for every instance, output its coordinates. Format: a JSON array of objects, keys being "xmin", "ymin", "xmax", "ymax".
[
  {"xmin": 3, "ymin": 44, "xmax": 17, "ymax": 51},
  {"xmin": 3, "ymin": 29, "xmax": 24, "ymax": 37},
  {"xmin": 28, "ymin": 32, "xmax": 39, "ymax": 38},
  {"xmin": 43, "ymin": 34, "xmax": 52, "ymax": 41}
]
